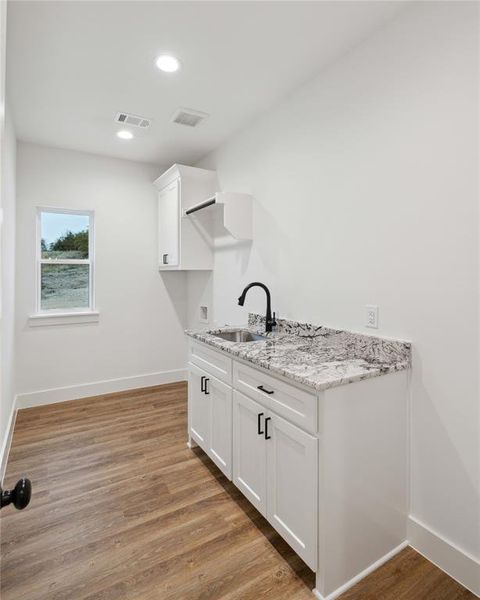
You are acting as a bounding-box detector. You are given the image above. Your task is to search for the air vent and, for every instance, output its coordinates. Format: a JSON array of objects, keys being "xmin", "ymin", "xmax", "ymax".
[
  {"xmin": 171, "ymin": 107, "xmax": 209, "ymax": 128},
  {"xmin": 115, "ymin": 112, "xmax": 151, "ymax": 129}
]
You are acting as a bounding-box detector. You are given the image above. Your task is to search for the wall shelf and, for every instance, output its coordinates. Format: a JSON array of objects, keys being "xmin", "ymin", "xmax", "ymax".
[{"xmin": 184, "ymin": 192, "xmax": 252, "ymax": 240}]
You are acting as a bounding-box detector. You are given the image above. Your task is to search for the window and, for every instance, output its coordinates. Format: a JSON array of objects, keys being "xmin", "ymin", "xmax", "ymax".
[{"xmin": 36, "ymin": 208, "xmax": 94, "ymax": 314}]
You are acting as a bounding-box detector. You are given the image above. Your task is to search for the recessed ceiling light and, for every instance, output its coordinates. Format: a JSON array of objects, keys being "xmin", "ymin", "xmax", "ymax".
[
  {"xmin": 117, "ymin": 130, "xmax": 133, "ymax": 140},
  {"xmin": 156, "ymin": 54, "xmax": 181, "ymax": 73}
]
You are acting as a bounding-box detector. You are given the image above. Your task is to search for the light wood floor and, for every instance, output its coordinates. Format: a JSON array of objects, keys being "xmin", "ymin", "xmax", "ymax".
[{"xmin": 0, "ymin": 382, "xmax": 475, "ymax": 600}]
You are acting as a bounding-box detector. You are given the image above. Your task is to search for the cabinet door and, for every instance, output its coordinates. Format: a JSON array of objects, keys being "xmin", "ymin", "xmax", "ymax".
[
  {"xmin": 266, "ymin": 413, "xmax": 318, "ymax": 570},
  {"xmin": 207, "ymin": 376, "xmax": 232, "ymax": 480},
  {"xmin": 232, "ymin": 390, "xmax": 267, "ymax": 516},
  {"xmin": 188, "ymin": 362, "xmax": 210, "ymax": 451},
  {"xmin": 158, "ymin": 179, "xmax": 179, "ymax": 267}
]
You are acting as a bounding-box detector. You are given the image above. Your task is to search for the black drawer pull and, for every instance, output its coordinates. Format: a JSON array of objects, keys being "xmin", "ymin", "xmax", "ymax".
[
  {"xmin": 257, "ymin": 412, "xmax": 264, "ymax": 435},
  {"xmin": 163, "ymin": 253, "xmax": 169, "ymax": 264},
  {"xmin": 204, "ymin": 378, "xmax": 210, "ymax": 395},
  {"xmin": 201, "ymin": 375, "xmax": 206, "ymax": 392},
  {"xmin": 265, "ymin": 417, "xmax": 271, "ymax": 440},
  {"xmin": 257, "ymin": 385, "xmax": 274, "ymax": 395}
]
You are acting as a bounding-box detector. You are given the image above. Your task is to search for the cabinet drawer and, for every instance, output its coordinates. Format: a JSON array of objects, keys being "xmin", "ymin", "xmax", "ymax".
[
  {"xmin": 233, "ymin": 361, "xmax": 317, "ymax": 434},
  {"xmin": 189, "ymin": 341, "xmax": 232, "ymax": 385}
]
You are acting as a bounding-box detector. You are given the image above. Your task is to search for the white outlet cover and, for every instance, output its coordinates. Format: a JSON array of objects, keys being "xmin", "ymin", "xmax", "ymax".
[
  {"xmin": 366, "ymin": 305, "xmax": 379, "ymax": 329},
  {"xmin": 199, "ymin": 305, "xmax": 208, "ymax": 324}
]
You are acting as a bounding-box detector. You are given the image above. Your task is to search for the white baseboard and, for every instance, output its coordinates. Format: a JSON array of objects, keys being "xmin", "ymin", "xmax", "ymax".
[
  {"xmin": 313, "ymin": 541, "xmax": 408, "ymax": 600},
  {"xmin": 312, "ymin": 529, "xmax": 479, "ymax": 600},
  {"xmin": 408, "ymin": 516, "xmax": 480, "ymax": 597},
  {"xmin": 0, "ymin": 397, "xmax": 18, "ymax": 484},
  {"xmin": 16, "ymin": 369, "xmax": 187, "ymax": 409}
]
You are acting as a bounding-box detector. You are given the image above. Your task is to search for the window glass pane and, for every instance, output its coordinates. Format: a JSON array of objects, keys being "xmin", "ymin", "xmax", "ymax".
[
  {"xmin": 41, "ymin": 264, "xmax": 89, "ymax": 310},
  {"xmin": 41, "ymin": 212, "xmax": 89, "ymax": 259}
]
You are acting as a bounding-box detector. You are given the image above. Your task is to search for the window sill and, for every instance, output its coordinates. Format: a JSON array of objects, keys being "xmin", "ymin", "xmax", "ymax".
[{"xmin": 28, "ymin": 311, "xmax": 100, "ymax": 327}]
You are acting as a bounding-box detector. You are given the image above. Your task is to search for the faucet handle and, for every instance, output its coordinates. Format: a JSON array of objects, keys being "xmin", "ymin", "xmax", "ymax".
[{"xmin": 270, "ymin": 311, "xmax": 277, "ymax": 332}]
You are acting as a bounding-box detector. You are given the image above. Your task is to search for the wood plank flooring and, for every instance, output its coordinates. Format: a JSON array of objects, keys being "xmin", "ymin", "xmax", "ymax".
[{"xmin": 0, "ymin": 382, "xmax": 475, "ymax": 600}]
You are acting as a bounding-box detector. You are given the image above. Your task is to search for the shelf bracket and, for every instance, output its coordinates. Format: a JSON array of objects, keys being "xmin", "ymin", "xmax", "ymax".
[{"xmin": 184, "ymin": 192, "xmax": 252, "ymax": 240}]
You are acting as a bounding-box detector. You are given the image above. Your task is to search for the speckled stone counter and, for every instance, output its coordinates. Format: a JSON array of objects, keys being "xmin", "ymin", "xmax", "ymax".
[{"xmin": 186, "ymin": 314, "xmax": 411, "ymax": 392}]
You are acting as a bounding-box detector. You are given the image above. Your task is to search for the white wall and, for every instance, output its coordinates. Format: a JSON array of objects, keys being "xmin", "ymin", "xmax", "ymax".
[
  {"xmin": 15, "ymin": 143, "xmax": 187, "ymax": 402},
  {"xmin": 0, "ymin": 0, "xmax": 18, "ymax": 477},
  {"xmin": 195, "ymin": 0, "xmax": 479, "ymax": 575},
  {"xmin": 0, "ymin": 107, "xmax": 16, "ymax": 472}
]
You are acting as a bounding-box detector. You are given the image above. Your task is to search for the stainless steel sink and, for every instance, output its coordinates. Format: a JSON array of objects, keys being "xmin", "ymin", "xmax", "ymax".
[{"xmin": 212, "ymin": 330, "xmax": 266, "ymax": 343}]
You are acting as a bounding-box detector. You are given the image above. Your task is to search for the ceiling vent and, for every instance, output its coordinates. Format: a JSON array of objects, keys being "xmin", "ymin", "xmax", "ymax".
[
  {"xmin": 114, "ymin": 112, "xmax": 151, "ymax": 129},
  {"xmin": 171, "ymin": 107, "xmax": 209, "ymax": 128}
]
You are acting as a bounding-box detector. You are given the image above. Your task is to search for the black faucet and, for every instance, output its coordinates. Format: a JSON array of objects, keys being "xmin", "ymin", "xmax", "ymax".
[{"xmin": 238, "ymin": 282, "xmax": 277, "ymax": 333}]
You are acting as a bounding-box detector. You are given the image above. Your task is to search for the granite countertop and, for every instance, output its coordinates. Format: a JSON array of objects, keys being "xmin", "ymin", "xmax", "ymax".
[{"xmin": 186, "ymin": 314, "xmax": 411, "ymax": 392}]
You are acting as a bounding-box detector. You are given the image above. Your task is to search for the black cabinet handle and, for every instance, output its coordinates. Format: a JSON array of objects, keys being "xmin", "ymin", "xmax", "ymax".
[
  {"xmin": 201, "ymin": 375, "xmax": 206, "ymax": 392},
  {"xmin": 265, "ymin": 417, "xmax": 271, "ymax": 440},
  {"xmin": 257, "ymin": 412, "xmax": 264, "ymax": 435},
  {"xmin": 163, "ymin": 253, "xmax": 168, "ymax": 265},
  {"xmin": 257, "ymin": 385, "xmax": 274, "ymax": 395},
  {"xmin": 204, "ymin": 378, "xmax": 210, "ymax": 395}
]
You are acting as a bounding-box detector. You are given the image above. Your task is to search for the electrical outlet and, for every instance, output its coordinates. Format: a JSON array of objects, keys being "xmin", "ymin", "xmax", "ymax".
[
  {"xmin": 199, "ymin": 305, "xmax": 208, "ymax": 324},
  {"xmin": 366, "ymin": 305, "xmax": 379, "ymax": 329}
]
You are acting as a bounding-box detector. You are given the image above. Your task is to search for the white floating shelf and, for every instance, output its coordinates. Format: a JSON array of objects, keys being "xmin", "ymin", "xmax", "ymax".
[{"xmin": 184, "ymin": 192, "xmax": 252, "ymax": 240}]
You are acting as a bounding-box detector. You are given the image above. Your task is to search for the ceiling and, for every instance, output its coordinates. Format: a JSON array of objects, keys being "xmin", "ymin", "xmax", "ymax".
[{"xmin": 7, "ymin": 1, "xmax": 407, "ymax": 167}]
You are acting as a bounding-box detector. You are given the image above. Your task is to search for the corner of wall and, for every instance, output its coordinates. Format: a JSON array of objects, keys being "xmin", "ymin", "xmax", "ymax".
[{"xmin": 408, "ymin": 516, "xmax": 480, "ymax": 597}]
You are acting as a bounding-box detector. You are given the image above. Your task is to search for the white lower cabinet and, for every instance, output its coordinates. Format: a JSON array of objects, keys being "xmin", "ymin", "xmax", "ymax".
[
  {"xmin": 233, "ymin": 390, "xmax": 318, "ymax": 570},
  {"xmin": 188, "ymin": 347, "xmax": 318, "ymax": 572},
  {"xmin": 187, "ymin": 341, "xmax": 409, "ymax": 597},
  {"xmin": 208, "ymin": 374, "xmax": 232, "ymax": 479},
  {"xmin": 266, "ymin": 411, "xmax": 317, "ymax": 570},
  {"xmin": 188, "ymin": 362, "xmax": 210, "ymax": 449},
  {"xmin": 233, "ymin": 390, "xmax": 268, "ymax": 515},
  {"xmin": 188, "ymin": 362, "xmax": 233, "ymax": 479}
]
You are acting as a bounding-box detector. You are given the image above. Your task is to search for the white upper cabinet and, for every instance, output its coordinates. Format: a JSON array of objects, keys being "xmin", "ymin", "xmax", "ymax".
[
  {"xmin": 154, "ymin": 164, "xmax": 216, "ymax": 270},
  {"xmin": 158, "ymin": 180, "xmax": 179, "ymax": 267}
]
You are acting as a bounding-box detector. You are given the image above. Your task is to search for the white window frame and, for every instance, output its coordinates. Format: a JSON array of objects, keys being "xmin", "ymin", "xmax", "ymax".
[{"xmin": 34, "ymin": 206, "xmax": 96, "ymax": 317}]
